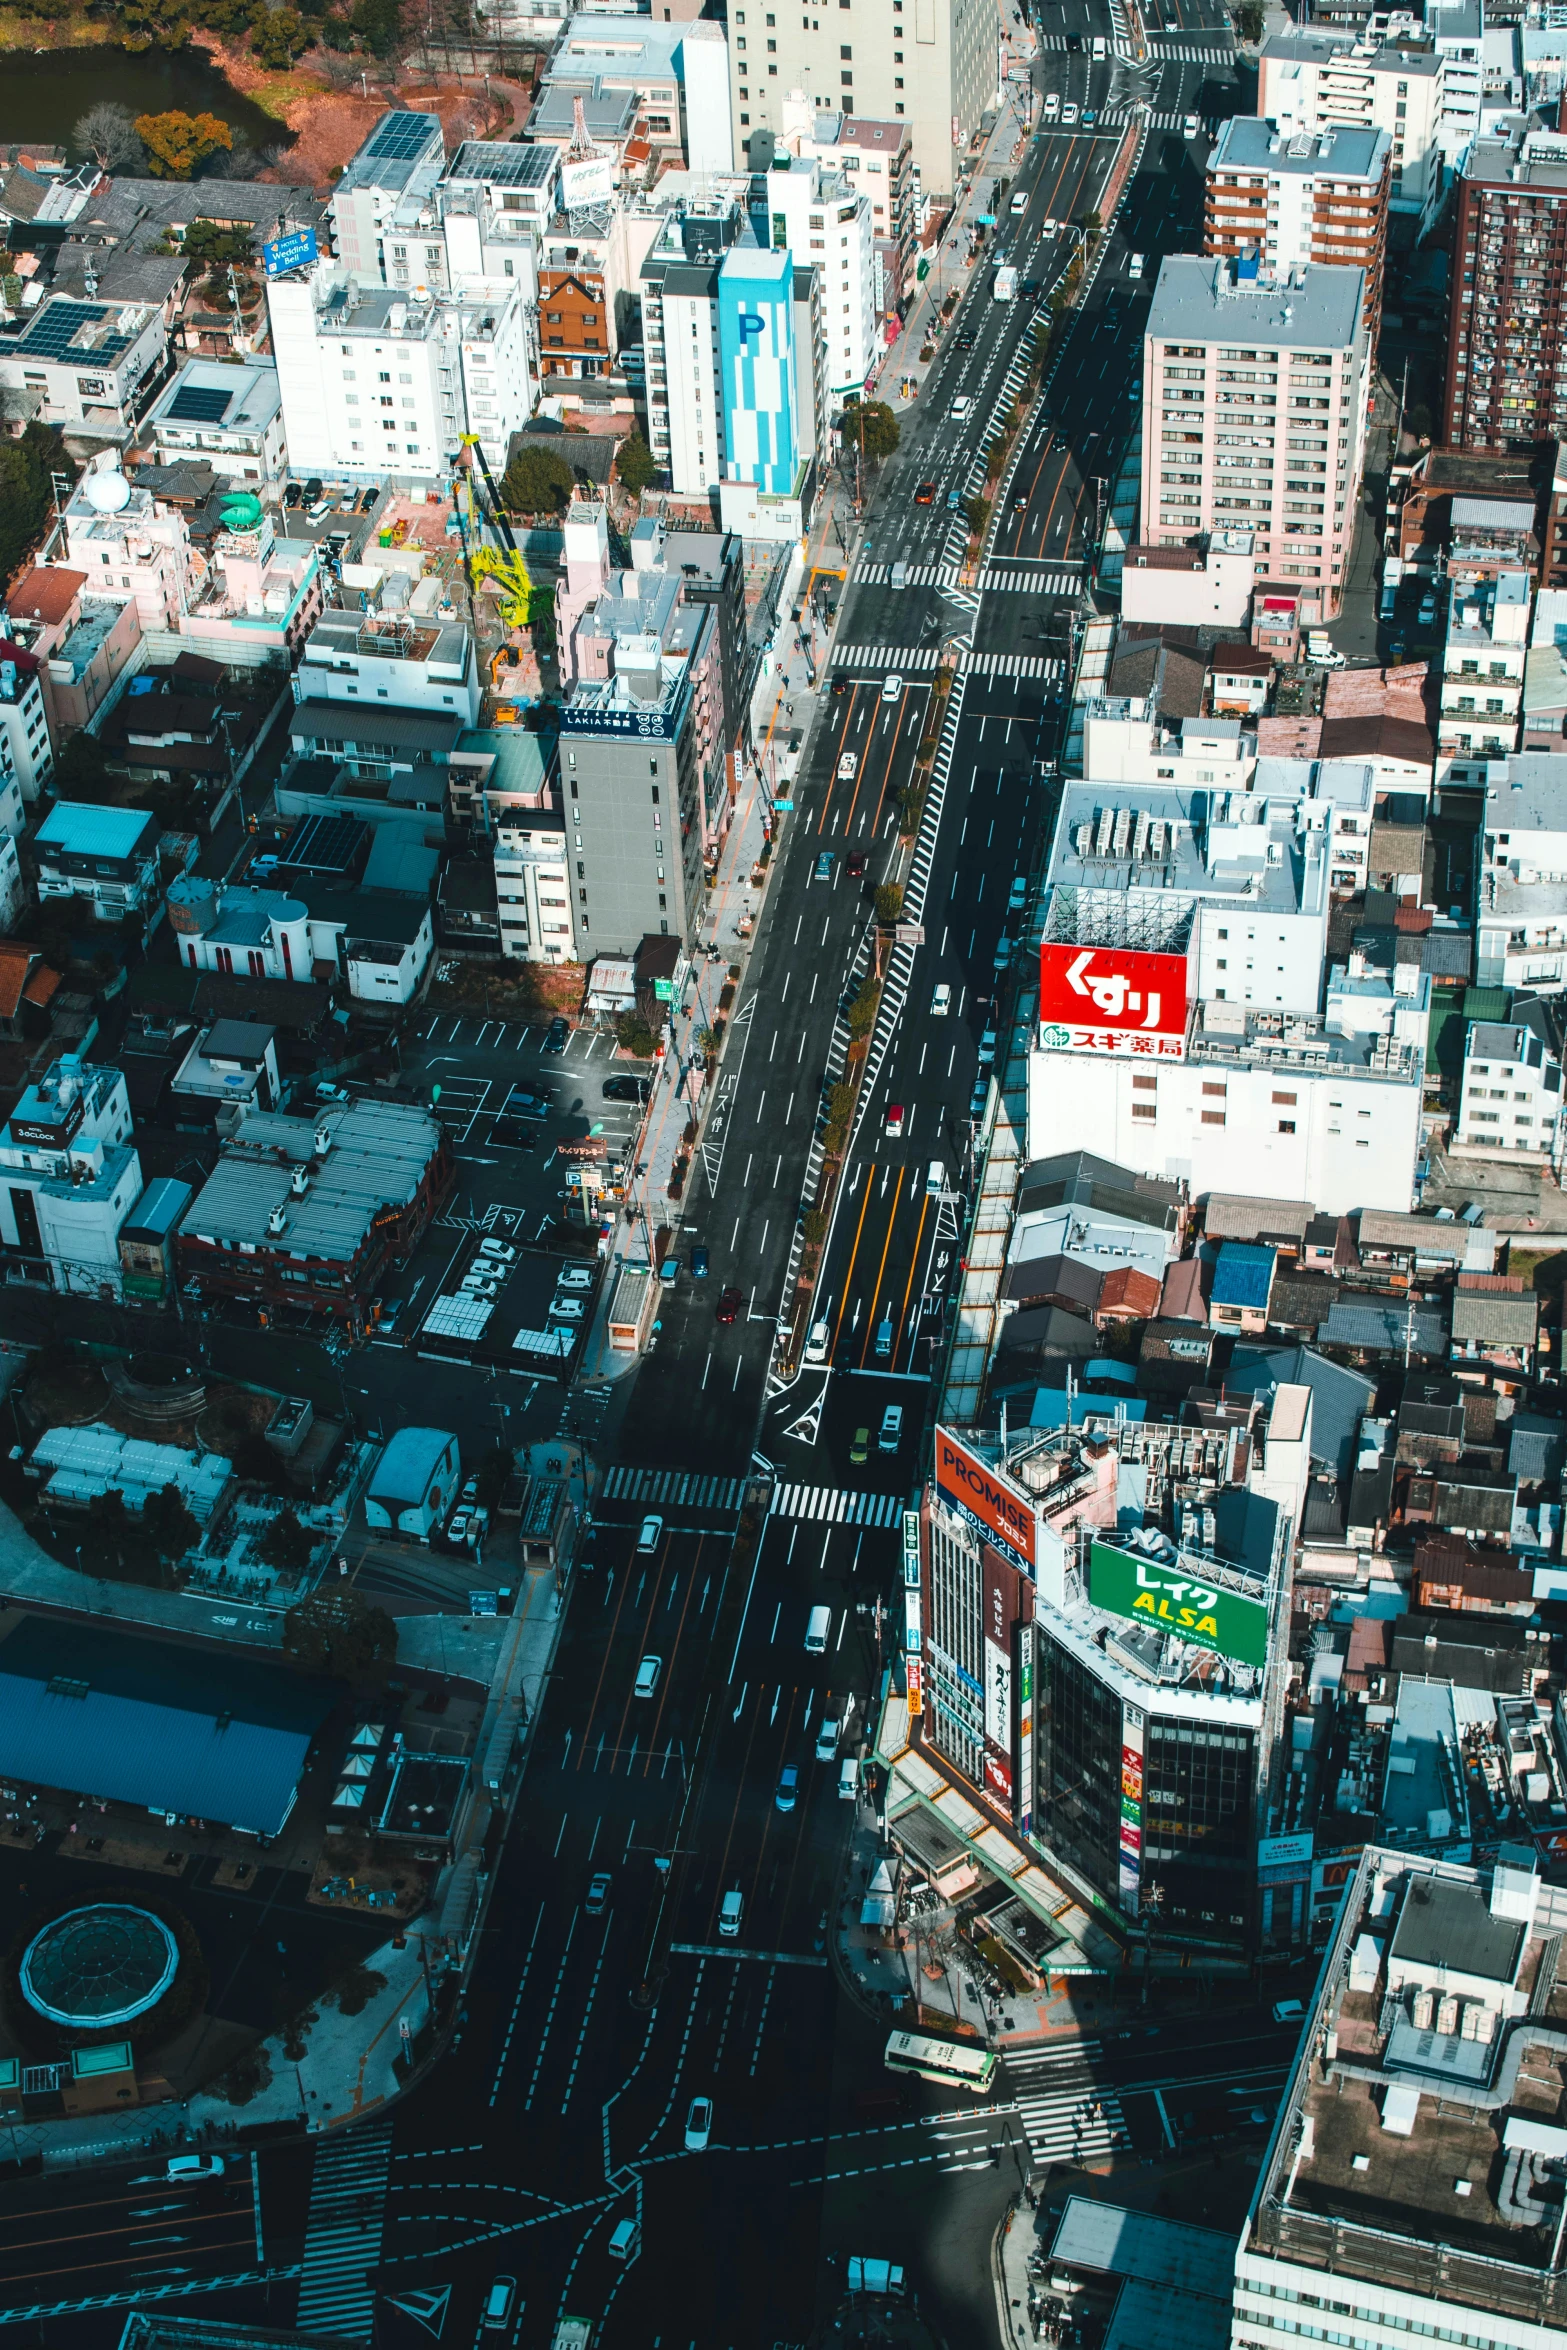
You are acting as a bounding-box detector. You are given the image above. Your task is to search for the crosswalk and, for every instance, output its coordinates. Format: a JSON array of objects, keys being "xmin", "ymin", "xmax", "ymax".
[
  {"xmin": 852, "ymin": 558, "xmax": 963, "ymax": 588},
  {"xmin": 1101, "ymin": 107, "xmax": 1217, "ymax": 129},
  {"xmin": 294, "ymin": 2124, "xmax": 393, "ymax": 2341},
  {"xmin": 769, "ymin": 1484, "xmax": 906, "ymax": 1526},
  {"xmin": 967, "ymin": 649, "xmax": 1066, "ymax": 678},
  {"xmin": 1145, "ymin": 34, "xmax": 1234, "ymax": 55},
  {"xmin": 979, "ymin": 565, "xmax": 1081, "ymax": 594},
  {"xmin": 831, "ymin": 642, "xmax": 1065, "ymax": 679},
  {"xmin": 831, "ymin": 643, "xmax": 944, "ymax": 672},
  {"xmin": 601, "ymin": 1465, "xmax": 748, "ymax": 1511},
  {"xmin": 1007, "ymin": 2041, "xmax": 1133, "ymax": 2166}
]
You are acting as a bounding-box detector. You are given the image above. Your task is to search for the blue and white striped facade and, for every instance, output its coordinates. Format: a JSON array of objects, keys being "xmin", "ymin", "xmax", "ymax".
[{"xmin": 717, "ymin": 246, "xmax": 799, "ymax": 498}]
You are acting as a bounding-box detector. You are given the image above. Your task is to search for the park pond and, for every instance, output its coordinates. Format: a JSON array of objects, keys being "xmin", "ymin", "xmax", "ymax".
[{"xmin": 0, "ymin": 44, "xmax": 284, "ymax": 161}]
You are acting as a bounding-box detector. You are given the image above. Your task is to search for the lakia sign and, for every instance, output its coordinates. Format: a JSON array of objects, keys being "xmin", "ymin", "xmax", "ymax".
[
  {"xmin": 934, "ymin": 1428, "xmax": 1036, "ymax": 1573},
  {"xmin": 1038, "ymin": 944, "xmax": 1188, "ymax": 1057},
  {"xmin": 1088, "ymin": 1541, "xmax": 1269, "ymax": 1668}
]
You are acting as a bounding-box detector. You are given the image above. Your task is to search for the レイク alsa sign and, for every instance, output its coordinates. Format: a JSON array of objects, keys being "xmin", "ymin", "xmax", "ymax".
[
  {"xmin": 1087, "ymin": 1541, "xmax": 1269, "ymax": 1667},
  {"xmin": 1037, "ymin": 943, "xmax": 1189, "ymax": 1057}
]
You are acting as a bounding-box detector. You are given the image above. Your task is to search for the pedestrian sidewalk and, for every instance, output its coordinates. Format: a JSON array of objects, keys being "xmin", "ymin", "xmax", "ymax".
[{"xmin": 993, "ymin": 2193, "xmax": 1055, "ymax": 2350}]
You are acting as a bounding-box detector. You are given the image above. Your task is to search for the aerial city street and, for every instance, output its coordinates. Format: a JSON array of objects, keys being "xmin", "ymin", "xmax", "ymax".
[{"xmin": 0, "ymin": 0, "xmax": 1559, "ymax": 2344}]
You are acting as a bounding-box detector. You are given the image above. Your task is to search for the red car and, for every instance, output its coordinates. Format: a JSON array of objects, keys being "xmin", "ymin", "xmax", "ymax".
[
  {"xmin": 915, "ymin": 481, "xmax": 937, "ymax": 505},
  {"xmin": 847, "ymin": 852, "xmax": 867, "ymax": 878},
  {"xmin": 716, "ymin": 1286, "xmax": 744, "ymax": 1325}
]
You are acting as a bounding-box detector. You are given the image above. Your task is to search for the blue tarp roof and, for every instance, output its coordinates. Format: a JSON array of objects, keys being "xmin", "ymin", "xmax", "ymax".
[
  {"xmin": 0, "ymin": 1617, "xmax": 332, "ymax": 1835},
  {"xmin": 1210, "ymin": 1243, "xmax": 1276, "ymax": 1310}
]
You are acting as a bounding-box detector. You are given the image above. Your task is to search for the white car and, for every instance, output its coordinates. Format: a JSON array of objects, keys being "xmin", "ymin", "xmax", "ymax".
[
  {"xmin": 1042, "ymin": 90, "xmax": 1060, "ymax": 116},
  {"xmin": 1061, "ymin": 102, "xmax": 1079, "ymax": 125},
  {"xmin": 634, "ymin": 1654, "xmax": 662, "ymax": 1699},
  {"xmin": 167, "ymin": 2155, "xmax": 225, "ymax": 2182},
  {"xmin": 951, "ymin": 395, "xmax": 972, "ymax": 420},
  {"xmin": 557, "ymin": 1265, "xmax": 594, "ymax": 1291},
  {"xmin": 1008, "ymin": 875, "xmax": 1027, "ymax": 910},
  {"xmin": 637, "ymin": 1515, "xmax": 663, "ymax": 1553},
  {"xmin": 479, "ymin": 1238, "xmax": 518, "ymax": 1265},
  {"xmin": 549, "ymin": 1296, "xmax": 586, "ymax": 1322},
  {"xmin": 881, "ymin": 674, "xmax": 903, "ymax": 703},
  {"xmin": 931, "ymin": 983, "xmax": 952, "ymax": 1016},
  {"xmin": 448, "ymin": 1509, "xmax": 473, "ymax": 1546},
  {"xmin": 836, "ymin": 752, "xmax": 857, "ymax": 780},
  {"xmin": 1183, "ymin": 113, "xmax": 1200, "ymax": 137},
  {"xmin": 719, "ymin": 1886, "xmax": 744, "ymax": 1939},
  {"xmin": 684, "ymin": 2096, "xmax": 713, "ymax": 2151}
]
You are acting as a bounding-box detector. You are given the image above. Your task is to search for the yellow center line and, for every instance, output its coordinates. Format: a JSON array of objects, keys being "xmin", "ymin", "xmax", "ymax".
[
  {"xmin": 830, "ymin": 1160, "xmax": 879, "ymax": 1358},
  {"xmin": 856, "ymin": 1168, "xmax": 907, "ymax": 1369},
  {"xmin": 893, "ymin": 1191, "xmax": 932, "ymax": 1374}
]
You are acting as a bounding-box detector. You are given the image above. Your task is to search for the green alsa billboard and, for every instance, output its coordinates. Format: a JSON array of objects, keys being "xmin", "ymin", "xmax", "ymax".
[{"xmin": 1088, "ymin": 1542, "xmax": 1270, "ymax": 1668}]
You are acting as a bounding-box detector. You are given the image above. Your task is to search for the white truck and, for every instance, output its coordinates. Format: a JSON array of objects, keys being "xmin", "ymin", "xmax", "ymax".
[{"xmin": 994, "ymin": 264, "xmax": 1018, "ymax": 302}]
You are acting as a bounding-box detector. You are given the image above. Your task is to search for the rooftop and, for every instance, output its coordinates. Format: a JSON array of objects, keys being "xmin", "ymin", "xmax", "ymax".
[
  {"xmin": 444, "ymin": 138, "xmax": 558, "ymax": 190},
  {"xmin": 336, "ymin": 109, "xmax": 445, "ymax": 198},
  {"xmin": 148, "ymin": 356, "xmax": 281, "ymax": 439},
  {"xmin": 1462, "ymin": 127, "xmax": 1567, "ymax": 193},
  {"xmin": 35, "ymin": 802, "xmax": 156, "ymax": 861},
  {"xmin": 1045, "ymin": 778, "xmax": 1328, "ymax": 934},
  {"xmin": 1243, "ymin": 1849, "xmax": 1567, "ymax": 2328},
  {"xmin": 178, "ymin": 1098, "xmax": 443, "ymax": 1266},
  {"xmin": 1209, "ymin": 116, "xmax": 1390, "ymax": 178},
  {"xmin": 1146, "ymin": 255, "xmax": 1365, "ymax": 352},
  {"xmin": 1484, "ymin": 753, "xmax": 1567, "ymax": 838},
  {"xmin": 1259, "ymin": 24, "xmax": 1443, "ymax": 74}
]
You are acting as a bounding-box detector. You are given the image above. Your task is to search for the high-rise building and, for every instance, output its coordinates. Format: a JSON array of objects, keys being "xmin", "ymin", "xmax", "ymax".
[
  {"xmin": 1203, "ymin": 118, "xmax": 1391, "ymax": 351},
  {"xmin": 1445, "ymin": 132, "xmax": 1567, "ymax": 455},
  {"xmin": 1234, "ymin": 1845, "xmax": 1567, "ymax": 2350},
  {"xmin": 757, "ymin": 156, "xmax": 877, "ymax": 399},
  {"xmin": 267, "ymin": 266, "xmax": 533, "ymax": 492},
  {"xmin": 779, "ymin": 104, "xmax": 917, "ymax": 293},
  {"xmin": 329, "ymin": 110, "xmax": 449, "ymax": 291},
  {"xmin": 1258, "ymin": 26, "xmax": 1446, "ymax": 223},
  {"xmin": 1141, "ymin": 255, "xmax": 1370, "ymax": 614},
  {"xmin": 727, "ymin": 0, "xmax": 997, "ymax": 200}
]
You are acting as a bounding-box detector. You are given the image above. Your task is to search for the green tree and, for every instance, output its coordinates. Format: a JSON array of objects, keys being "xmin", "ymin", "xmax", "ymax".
[
  {"xmin": 134, "ymin": 110, "xmax": 233, "ymax": 180},
  {"xmin": 838, "ymin": 399, "xmax": 900, "ymax": 462},
  {"xmin": 142, "ymin": 1482, "xmax": 198, "ymax": 1564},
  {"xmin": 1234, "ymin": 0, "xmax": 1264, "ymax": 37},
  {"xmin": 283, "ymin": 1586, "xmax": 397, "ymax": 1680},
  {"xmin": 873, "ymin": 883, "xmax": 904, "ymax": 927},
  {"xmin": 48, "ymin": 731, "xmax": 117, "ymax": 804},
  {"xmin": 846, "ymin": 977, "xmax": 881, "ymax": 1038},
  {"xmin": 0, "ymin": 424, "xmax": 68, "ymax": 597},
  {"xmin": 613, "ymin": 1010, "xmax": 659, "ymax": 1058},
  {"xmin": 501, "ymin": 444, "xmax": 575, "ymax": 516},
  {"xmin": 261, "ymin": 1507, "xmax": 316, "ymax": 1575},
  {"xmin": 349, "ymin": 0, "xmax": 404, "ymax": 55},
  {"xmin": 252, "ymin": 7, "xmax": 310, "ymax": 65},
  {"xmin": 74, "ymin": 103, "xmax": 143, "ymax": 171},
  {"xmin": 182, "ymin": 219, "xmax": 257, "ymax": 267},
  {"xmin": 615, "ymin": 430, "xmax": 658, "ymax": 498},
  {"xmin": 964, "ymin": 494, "xmax": 990, "ymax": 536}
]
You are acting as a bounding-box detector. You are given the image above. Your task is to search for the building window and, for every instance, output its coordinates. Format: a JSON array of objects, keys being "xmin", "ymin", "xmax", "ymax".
[
  {"xmin": 1277, "ymin": 1119, "xmax": 1296, "ymax": 1134},
  {"xmin": 1201, "ymin": 1110, "xmax": 1226, "ymax": 1125}
]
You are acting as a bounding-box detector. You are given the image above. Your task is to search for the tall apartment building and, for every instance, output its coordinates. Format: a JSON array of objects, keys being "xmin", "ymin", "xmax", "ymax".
[
  {"xmin": 1234, "ymin": 1846, "xmax": 1567, "ymax": 2350},
  {"xmin": 728, "ymin": 0, "xmax": 997, "ymax": 200},
  {"xmin": 1438, "ymin": 567, "xmax": 1531, "ymax": 775},
  {"xmin": 538, "ymin": 16, "xmax": 733, "ymax": 180},
  {"xmin": 1258, "ymin": 26, "xmax": 1446, "ymax": 222},
  {"xmin": 1445, "ymin": 131, "xmax": 1567, "ymax": 455},
  {"xmin": 779, "ymin": 104, "xmax": 916, "ymax": 292},
  {"xmin": 1141, "ymin": 256, "xmax": 1370, "ymax": 614},
  {"xmin": 560, "ymin": 644, "xmax": 706, "ymax": 954},
  {"xmin": 329, "ymin": 110, "xmax": 448, "ymax": 290},
  {"xmin": 756, "ymin": 157, "xmax": 876, "ymax": 399},
  {"xmin": 267, "ymin": 266, "xmax": 533, "ymax": 492},
  {"xmin": 1204, "ymin": 118, "xmax": 1391, "ymax": 352}
]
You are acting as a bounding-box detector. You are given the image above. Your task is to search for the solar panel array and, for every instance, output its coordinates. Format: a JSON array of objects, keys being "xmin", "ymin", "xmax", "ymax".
[
  {"xmin": 166, "ymin": 383, "xmax": 233, "ymax": 425},
  {"xmin": 7, "ymin": 300, "xmax": 132, "ymax": 364},
  {"xmin": 423, "ymin": 1293, "xmax": 494, "ymax": 1342},
  {"xmin": 449, "ymin": 140, "xmax": 555, "ymax": 186},
  {"xmin": 367, "ymin": 113, "xmax": 438, "ymax": 162}
]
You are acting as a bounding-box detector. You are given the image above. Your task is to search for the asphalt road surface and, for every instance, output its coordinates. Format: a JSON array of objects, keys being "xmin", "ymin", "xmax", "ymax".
[{"xmin": 0, "ymin": 8, "xmax": 1270, "ymax": 2346}]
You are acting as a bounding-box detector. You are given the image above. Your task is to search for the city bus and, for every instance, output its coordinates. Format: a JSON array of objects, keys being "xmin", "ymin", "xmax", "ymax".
[{"xmin": 883, "ymin": 2030, "xmax": 998, "ymax": 2091}]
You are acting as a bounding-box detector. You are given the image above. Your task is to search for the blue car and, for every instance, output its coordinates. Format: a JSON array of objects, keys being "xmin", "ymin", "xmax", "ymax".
[
  {"xmin": 691, "ymin": 1244, "xmax": 710, "ymax": 1278},
  {"xmin": 776, "ymin": 1763, "xmax": 800, "ymax": 1813},
  {"xmin": 815, "ymin": 852, "xmax": 835, "ymax": 882}
]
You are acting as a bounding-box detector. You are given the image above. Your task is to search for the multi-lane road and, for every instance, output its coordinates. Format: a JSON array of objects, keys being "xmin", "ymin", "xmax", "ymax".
[{"xmin": 0, "ymin": 11, "xmax": 1271, "ymax": 2348}]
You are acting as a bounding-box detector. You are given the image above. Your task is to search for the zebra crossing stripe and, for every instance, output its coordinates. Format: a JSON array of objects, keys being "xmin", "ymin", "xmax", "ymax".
[
  {"xmin": 600, "ymin": 1466, "xmax": 745, "ymax": 1509},
  {"xmin": 979, "ymin": 568, "xmax": 1080, "ymax": 594},
  {"xmin": 768, "ymin": 1485, "xmax": 903, "ymax": 1525},
  {"xmin": 294, "ymin": 2125, "xmax": 393, "ymax": 2341}
]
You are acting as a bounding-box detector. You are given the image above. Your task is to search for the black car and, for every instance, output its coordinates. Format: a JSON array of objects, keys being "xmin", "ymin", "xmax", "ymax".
[
  {"xmin": 602, "ymin": 1074, "xmax": 651, "ymax": 1103},
  {"xmin": 283, "ymin": 483, "xmax": 302, "ymax": 509},
  {"xmin": 303, "ymin": 476, "xmax": 323, "ymax": 503},
  {"xmin": 543, "ymin": 1016, "xmax": 570, "ymax": 1054},
  {"xmin": 1022, "ymin": 279, "xmax": 1040, "ymax": 299}
]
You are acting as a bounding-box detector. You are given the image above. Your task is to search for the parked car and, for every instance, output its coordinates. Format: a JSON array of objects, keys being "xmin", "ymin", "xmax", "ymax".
[
  {"xmin": 542, "ymin": 1016, "xmax": 569, "ymax": 1053},
  {"xmin": 557, "ymin": 1265, "xmax": 594, "ymax": 1291},
  {"xmin": 479, "ymin": 1238, "xmax": 517, "ymax": 1264},
  {"xmin": 602, "ymin": 1074, "xmax": 651, "ymax": 1103}
]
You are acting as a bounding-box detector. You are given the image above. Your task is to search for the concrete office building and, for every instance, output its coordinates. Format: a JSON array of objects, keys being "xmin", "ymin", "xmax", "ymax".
[
  {"xmin": 729, "ymin": 0, "xmax": 996, "ymax": 199},
  {"xmin": 1141, "ymin": 255, "xmax": 1370, "ymax": 615},
  {"xmin": 1445, "ymin": 131, "xmax": 1567, "ymax": 455},
  {"xmin": 266, "ymin": 265, "xmax": 533, "ymax": 490},
  {"xmin": 1258, "ymin": 25, "xmax": 1447, "ymax": 223},
  {"xmin": 539, "ymin": 16, "xmax": 733, "ymax": 180},
  {"xmin": 779, "ymin": 103, "xmax": 917, "ymax": 289},
  {"xmin": 560, "ymin": 640, "xmax": 705, "ymax": 955},
  {"xmin": 1203, "ymin": 118, "xmax": 1391, "ymax": 351},
  {"xmin": 329, "ymin": 110, "xmax": 448, "ymax": 293},
  {"xmin": 1233, "ymin": 1845, "xmax": 1567, "ymax": 2350},
  {"xmin": 761, "ymin": 157, "xmax": 877, "ymax": 398}
]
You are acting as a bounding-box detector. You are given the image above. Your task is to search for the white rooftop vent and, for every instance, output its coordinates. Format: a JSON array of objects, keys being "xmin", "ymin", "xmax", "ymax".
[
  {"xmin": 314, "ymin": 1124, "xmax": 332, "ymax": 1157},
  {"xmin": 1381, "ymin": 2084, "xmax": 1421, "ymax": 2136},
  {"xmin": 266, "ymin": 1203, "xmax": 288, "ymax": 1238},
  {"xmin": 290, "ymin": 1165, "xmax": 310, "ymax": 1197}
]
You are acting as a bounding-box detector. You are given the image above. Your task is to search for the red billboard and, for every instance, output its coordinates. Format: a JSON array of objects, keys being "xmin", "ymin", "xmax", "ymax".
[
  {"xmin": 934, "ymin": 1429, "xmax": 1036, "ymax": 1572},
  {"xmin": 1038, "ymin": 944, "xmax": 1189, "ymax": 1055}
]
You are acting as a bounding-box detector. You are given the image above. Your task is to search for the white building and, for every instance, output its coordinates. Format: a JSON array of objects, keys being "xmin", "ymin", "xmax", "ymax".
[
  {"xmin": 168, "ymin": 878, "xmax": 435, "ymax": 1008},
  {"xmin": 763, "ymin": 158, "xmax": 877, "ymax": 399},
  {"xmin": 1141, "ymin": 256, "xmax": 1370, "ymax": 617},
  {"xmin": 329, "ymin": 109, "xmax": 448, "ymax": 294},
  {"xmin": 1454, "ymin": 1004, "xmax": 1567, "ymax": 1171},
  {"xmin": 1232, "ymin": 1847, "xmax": 1567, "ymax": 2350},
  {"xmin": 267, "ymin": 265, "xmax": 534, "ymax": 491},
  {"xmin": 1258, "ymin": 25, "xmax": 1448, "ymax": 223},
  {"xmin": 542, "ymin": 16, "xmax": 733, "ymax": 180},
  {"xmin": 0, "ymin": 291, "xmax": 166, "ymax": 433},
  {"xmin": 1476, "ymin": 753, "xmax": 1567, "ymax": 994},
  {"xmin": 0, "ymin": 1057, "xmax": 143, "ymax": 1298},
  {"xmin": 296, "ymin": 600, "xmax": 481, "ymax": 728},
  {"xmin": 1439, "ymin": 568, "xmax": 1531, "ymax": 781},
  {"xmin": 438, "ymin": 139, "xmax": 558, "ymax": 306},
  {"xmin": 146, "ymin": 355, "xmax": 287, "ymax": 486},
  {"xmin": 0, "ymin": 641, "xmax": 53, "ymax": 807},
  {"xmin": 62, "ymin": 464, "xmax": 197, "ymax": 634},
  {"xmin": 495, "ymin": 806, "xmax": 576, "ymax": 965}
]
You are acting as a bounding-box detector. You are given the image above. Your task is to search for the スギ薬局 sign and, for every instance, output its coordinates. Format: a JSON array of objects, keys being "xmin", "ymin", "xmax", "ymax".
[
  {"xmin": 1038, "ymin": 944, "xmax": 1189, "ymax": 1057},
  {"xmin": 934, "ymin": 1429, "xmax": 1037, "ymax": 1574}
]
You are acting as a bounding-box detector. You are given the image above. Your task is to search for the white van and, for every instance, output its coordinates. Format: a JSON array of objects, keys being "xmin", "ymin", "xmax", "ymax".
[
  {"xmin": 719, "ymin": 1885, "xmax": 744, "ymax": 1938},
  {"xmin": 926, "ymin": 1158, "xmax": 945, "ymax": 1197},
  {"xmin": 806, "ymin": 1603, "xmax": 832, "ymax": 1654},
  {"xmin": 607, "ymin": 2219, "xmax": 639, "ymax": 2262},
  {"xmin": 1010, "ymin": 189, "xmax": 1028, "ymax": 216},
  {"xmin": 1091, "ymin": 33, "xmax": 1106, "ymax": 54},
  {"xmin": 1128, "ymin": 252, "xmax": 1145, "ymax": 280},
  {"xmin": 804, "ymin": 1318, "xmax": 831, "ymax": 1365},
  {"xmin": 879, "ymin": 1405, "xmax": 903, "ymax": 1453},
  {"xmin": 839, "ymin": 1758, "xmax": 860, "ymax": 1802},
  {"xmin": 889, "ymin": 561, "xmax": 909, "ymax": 590}
]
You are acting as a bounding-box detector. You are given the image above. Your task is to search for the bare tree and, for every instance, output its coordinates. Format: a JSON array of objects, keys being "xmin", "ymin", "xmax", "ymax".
[{"xmin": 74, "ymin": 103, "xmax": 143, "ymax": 173}]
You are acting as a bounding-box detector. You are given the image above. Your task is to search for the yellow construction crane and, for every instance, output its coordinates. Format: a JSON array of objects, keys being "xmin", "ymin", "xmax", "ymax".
[{"xmin": 454, "ymin": 432, "xmax": 538, "ymax": 630}]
